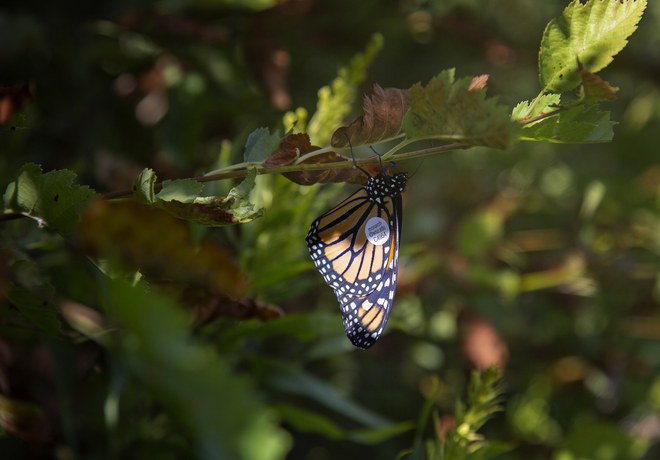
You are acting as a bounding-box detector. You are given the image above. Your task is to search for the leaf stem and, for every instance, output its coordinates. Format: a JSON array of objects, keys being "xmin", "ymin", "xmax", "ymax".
[{"xmin": 101, "ymin": 142, "xmax": 467, "ymax": 200}]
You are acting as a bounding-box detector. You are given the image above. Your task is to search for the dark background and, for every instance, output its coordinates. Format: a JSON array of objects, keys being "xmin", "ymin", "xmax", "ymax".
[{"xmin": 1, "ymin": 0, "xmax": 659, "ymax": 459}]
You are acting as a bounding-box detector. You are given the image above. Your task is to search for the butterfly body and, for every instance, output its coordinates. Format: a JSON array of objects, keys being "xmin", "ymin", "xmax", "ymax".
[{"xmin": 306, "ymin": 170, "xmax": 407, "ymax": 349}]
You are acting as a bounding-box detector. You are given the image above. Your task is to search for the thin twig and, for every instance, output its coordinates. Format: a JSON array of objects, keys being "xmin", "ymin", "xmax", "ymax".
[{"xmin": 102, "ymin": 142, "xmax": 468, "ymax": 200}]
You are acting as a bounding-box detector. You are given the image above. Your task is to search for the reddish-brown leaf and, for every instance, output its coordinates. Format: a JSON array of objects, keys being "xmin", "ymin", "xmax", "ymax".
[
  {"xmin": 0, "ymin": 84, "xmax": 32, "ymax": 126},
  {"xmin": 264, "ymin": 133, "xmax": 376, "ymax": 185},
  {"xmin": 468, "ymin": 74, "xmax": 489, "ymax": 91},
  {"xmin": 580, "ymin": 68, "xmax": 619, "ymax": 103},
  {"xmin": 331, "ymin": 85, "xmax": 410, "ymax": 148}
]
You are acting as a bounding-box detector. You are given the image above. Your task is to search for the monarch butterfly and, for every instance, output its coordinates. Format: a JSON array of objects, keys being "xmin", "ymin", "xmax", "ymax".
[{"xmin": 306, "ymin": 165, "xmax": 407, "ymax": 349}]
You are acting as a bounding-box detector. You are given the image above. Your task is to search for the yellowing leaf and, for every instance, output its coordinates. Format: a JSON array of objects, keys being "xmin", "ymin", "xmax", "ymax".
[{"xmin": 512, "ymin": 94, "xmax": 562, "ymax": 124}]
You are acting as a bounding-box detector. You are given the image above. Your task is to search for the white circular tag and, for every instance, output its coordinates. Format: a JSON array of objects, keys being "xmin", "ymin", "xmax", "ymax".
[{"xmin": 365, "ymin": 217, "xmax": 390, "ymax": 246}]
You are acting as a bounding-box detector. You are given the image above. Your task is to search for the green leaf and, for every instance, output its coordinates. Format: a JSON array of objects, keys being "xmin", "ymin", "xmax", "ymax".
[
  {"xmin": 216, "ymin": 314, "xmax": 343, "ymax": 349},
  {"xmin": 156, "ymin": 169, "xmax": 263, "ymax": 226},
  {"xmin": 3, "ymin": 163, "xmax": 97, "ymax": 234},
  {"xmin": 244, "ymin": 127, "xmax": 281, "ymax": 163},
  {"xmin": 269, "ymin": 365, "xmax": 391, "ymax": 429},
  {"xmin": 520, "ymin": 104, "xmax": 614, "ymax": 143},
  {"xmin": 133, "ymin": 168, "xmax": 157, "ymax": 204},
  {"xmin": 559, "ymin": 415, "xmax": 649, "ymax": 459},
  {"xmin": 101, "ymin": 277, "xmax": 290, "ymax": 460},
  {"xmin": 539, "ymin": 0, "xmax": 647, "ymax": 93},
  {"xmin": 350, "ymin": 421, "xmax": 415, "ymax": 444},
  {"xmin": 156, "ymin": 178, "xmax": 205, "ymax": 203},
  {"xmin": 455, "ymin": 207, "xmax": 504, "ymax": 259},
  {"xmin": 402, "ymin": 70, "xmax": 516, "ymax": 149},
  {"xmin": 511, "ymin": 93, "xmax": 561, "ymax": 123},
  {"xmin": 8, "ymin": 288, "xmax": 62, "ymax": 335},
  {"xmin": 274, "ymin": 404, "xmax": 345, "ymax": 440},
  {"xmin": 440, "ymin": 367, "xmax": 504, "ymax": 460}
]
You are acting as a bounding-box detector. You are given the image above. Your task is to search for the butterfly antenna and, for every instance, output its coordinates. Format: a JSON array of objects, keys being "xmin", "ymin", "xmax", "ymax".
[
  {"xmin": 370, "ymin": 145, "xmax": 400, "ymax": 174},
  {"xmin": 345, "ymin": 133, "xmax": 370, "ymax": 177}
]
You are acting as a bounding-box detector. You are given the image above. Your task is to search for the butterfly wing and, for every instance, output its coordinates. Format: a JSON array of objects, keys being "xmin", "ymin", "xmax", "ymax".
[
  {"xmin": 307, "ymin": 189, "xmax": 402, "ymax": 349},
  {"xmin": 306, "ymin": 189, "xmax": 396, "ymax": 298}
]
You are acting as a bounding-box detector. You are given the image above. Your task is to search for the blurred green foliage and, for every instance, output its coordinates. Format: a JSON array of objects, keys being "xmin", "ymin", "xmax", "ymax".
[{"xmin": 1, "ymin": 0, "xmax": 659, "ymax": 459}]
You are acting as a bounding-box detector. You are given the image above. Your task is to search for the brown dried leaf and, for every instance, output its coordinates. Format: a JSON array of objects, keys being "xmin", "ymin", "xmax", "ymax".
[
  {"xmin": 580, "ymin": 68, "xmax": 619, "ymax": 104},
  {"xmin": 78, "ymin": 200, "xmax": 245, "ymax": 296},
  {"xmin": 331, "ymin": 85, "xmax": 410, "ymax": 148},
  {"xmin": 264, "ymin": 133, "xmax": 375, "ymax": 185}
]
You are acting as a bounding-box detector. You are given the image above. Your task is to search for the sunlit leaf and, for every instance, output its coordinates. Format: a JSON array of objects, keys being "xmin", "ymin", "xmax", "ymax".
[
  {"xmin": 158, "ymin": 169, "xmax": 263, "ymax": 225},
  {"xmin": 3, "ymin": 163, "xmax": 97, "ymax": 234},
  {"xmin": 156, "ymin": 178, "xmax": 205, "ymax": 203},
  {"xmin": 402, "ymin": 70, "xmax": 516, "ymax": 149},
  {"xmin": 512, "ymin": 93, "xmax": 561, "ymax": 124},
  {"xmin": 133, "ymin": 168, "xmax": 157, "ymax": 204},
  {"xmin": 539, "ymin": 0, "xmax": 647, "ymax": 93},
  {"xmin": 331, "ymin": 85, "xmax": 410, "ymax": 147}
]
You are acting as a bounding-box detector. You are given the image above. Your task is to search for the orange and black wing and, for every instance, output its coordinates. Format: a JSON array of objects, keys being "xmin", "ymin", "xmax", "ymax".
[
  {"xmin": 306, "ymin": 189, "xmax": 397, "ymax": 299},
  {"xmin": 335, "ymin": 193, "xmax": 402, "ymax": 349},
  {"xmin": 307, "ymin": 189, "xmax": 402, "ymax": 349}
]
